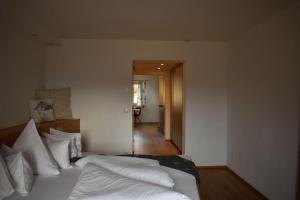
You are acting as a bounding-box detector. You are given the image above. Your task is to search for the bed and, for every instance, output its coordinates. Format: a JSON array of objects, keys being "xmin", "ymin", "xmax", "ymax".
[{"xmin": 0, "ymin": 119, "xmax": 200, "ymax": 200}]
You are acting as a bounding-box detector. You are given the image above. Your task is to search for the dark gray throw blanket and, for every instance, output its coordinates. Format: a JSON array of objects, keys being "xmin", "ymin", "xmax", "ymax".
[
  {"xmin": 71, "ymin": 155, "xmax": 200, "ymax": 183},
  {"xmin": 121, "ymin": 155, "xmax": 200, "ymax": 183}
]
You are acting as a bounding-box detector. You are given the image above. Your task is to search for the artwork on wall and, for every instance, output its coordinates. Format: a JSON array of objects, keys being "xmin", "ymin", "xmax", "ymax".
[{"xmin": 28, "ymin": 99, "xmax": 55, "ymax": 122}]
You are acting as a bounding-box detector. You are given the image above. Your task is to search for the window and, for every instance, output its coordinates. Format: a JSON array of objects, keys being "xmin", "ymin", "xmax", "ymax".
[{"xmin": 133, "ymin": 82, "xmax": 141, "ymax": 106}]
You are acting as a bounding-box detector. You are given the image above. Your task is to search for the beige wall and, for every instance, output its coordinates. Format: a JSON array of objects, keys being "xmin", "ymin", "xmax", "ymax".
[
  {"xmin": 227, "ymin": 2, "xmax": 300, "ymax": 199},
  {"xmin": 0, "ymin": 20, "xmax": 45, "ymax": 129},
  {"xmin": 46, "ymin": 40, "xmax": 228, "ymax": 165}
]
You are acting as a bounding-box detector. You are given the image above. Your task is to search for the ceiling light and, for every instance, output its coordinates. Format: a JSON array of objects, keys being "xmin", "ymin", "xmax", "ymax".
[
  {"xmin": 160, "ymin": 63, "xmax": 164, "ymax": 66},
  {"xmin": 157, "ymin": 67, "xmax": 161, "ymax": 70}
]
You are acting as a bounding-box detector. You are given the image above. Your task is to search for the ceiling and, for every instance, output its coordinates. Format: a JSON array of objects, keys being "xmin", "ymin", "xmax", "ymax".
[
  {"xmin": 134, "ymin": 60, "xmax": 181, "ymax": 74},
  {"xmin": 0, "ymin": 0, "xmax": 296, "ymax": 42}
]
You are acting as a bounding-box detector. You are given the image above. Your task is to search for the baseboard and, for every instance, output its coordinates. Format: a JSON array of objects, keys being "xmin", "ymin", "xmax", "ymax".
[
  {"xmin": 197, "ymin": 165, "xmax": 267, "ymax": 199},
  {"xmin": 225, "ymin": 167, "xmax": 268, "ymax": 199},
  {"xmin": 134, "ymin": 122, "xmax": 159, "ymax": 124},
  {"xmin": 197, "ymin": 165, "xmax": 227, "ymax": 169}
]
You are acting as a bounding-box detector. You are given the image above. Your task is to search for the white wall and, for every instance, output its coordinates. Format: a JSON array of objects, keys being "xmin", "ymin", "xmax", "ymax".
[
  {"xmin": 133, "ymin": 75, "xmax": 159, "ymax": 123},
  {"xmin": 227, "ymin": 2, "xmax": 300, "ymax": 200},
  {"xmin": 0, "ymin": 20, "xmax": 45, "ymax": 129},
  {"xmin": 46, "ymin": 40, "xmax": 228, "ymax": 165}
]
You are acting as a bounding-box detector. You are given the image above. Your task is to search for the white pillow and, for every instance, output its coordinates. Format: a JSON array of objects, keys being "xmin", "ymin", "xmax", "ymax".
[
  {"xmin": 50, "ymin": 128, "xmax": 82, "ymax": 157},
  {"xmin": 0, "ymin": 144, "xmax": 15, "ymax": 156},
  {"xmin": 42, "ymin": 137, "xmax": 71, "ymax": 169},
  {"xmin": 13, "ymin": 119, "xmax": 60, "ymax": 175},
  {"xmin": 43, "ymin": 131, "xmax": 77, "ymax": 158},
  {"xmin": 0, "ymin": 144, "xmax": 34, "ymax": 196},
  {"xmin": 0, "ymin": 154, "xmax": 14, "ymax": 200},
  {"xmin": 6, "ymin": 155, "xmax": 33, "ymax": 195}
]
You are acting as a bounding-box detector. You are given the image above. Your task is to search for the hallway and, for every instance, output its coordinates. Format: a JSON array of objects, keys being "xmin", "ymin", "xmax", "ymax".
[{"xmin": 133, "ymin": 123, "xmax": 180, "ymax": 155}]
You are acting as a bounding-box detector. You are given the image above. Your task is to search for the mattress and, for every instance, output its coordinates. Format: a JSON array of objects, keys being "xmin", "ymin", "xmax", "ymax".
[{"xmin": 7, "ymin": 166, "xmax": 200, "ymax": 200}]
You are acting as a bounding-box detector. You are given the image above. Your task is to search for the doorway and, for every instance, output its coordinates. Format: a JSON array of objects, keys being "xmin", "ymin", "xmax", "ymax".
[{"xmin": 132, "ymin": 60, "xmax": 184, "ymax": 155}]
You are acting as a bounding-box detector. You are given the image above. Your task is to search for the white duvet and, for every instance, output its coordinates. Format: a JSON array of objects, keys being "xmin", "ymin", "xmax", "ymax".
[
  {"xmin": 75, "ymin": 155, "xmax": 174, "ymax": 188},
  {"xmin": 68, "ymin": 163, "xmax": 191, "ymax": 200}
]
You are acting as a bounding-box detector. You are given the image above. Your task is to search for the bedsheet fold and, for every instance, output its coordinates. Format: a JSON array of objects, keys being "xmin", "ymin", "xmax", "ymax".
[{"xmin": 68, "ymin": 163, "xmax": 191, "ymax": 200}]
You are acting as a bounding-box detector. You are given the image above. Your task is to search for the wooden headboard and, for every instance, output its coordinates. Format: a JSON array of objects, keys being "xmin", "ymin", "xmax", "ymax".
[{"xmin": 0, "ymin": 119, "xmax": 80, "ymax": 146}]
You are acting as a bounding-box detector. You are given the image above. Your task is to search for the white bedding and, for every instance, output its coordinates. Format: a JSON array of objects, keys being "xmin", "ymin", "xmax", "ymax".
[
  {"xmin": 75, "ymin": 155, "xmax": 175, "ymax": 188},
  {"xmin": 68, "ymin": 163, "xmax": 191, "ymax": 200},
  {"xmin": 7, "ymin": 165, "xmax": 199, "ymax": 200}
]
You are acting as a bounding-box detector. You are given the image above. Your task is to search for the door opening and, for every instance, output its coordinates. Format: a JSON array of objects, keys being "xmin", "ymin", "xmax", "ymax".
[{"xmin": 132, "ymin": 60, "xmax": 185, "ymax": 155}]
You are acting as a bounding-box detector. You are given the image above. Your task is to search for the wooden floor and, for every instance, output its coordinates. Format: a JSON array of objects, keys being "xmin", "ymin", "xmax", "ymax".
[
  {"xmin": 133, "ymin": 124, "xmax": 266, "ymax": 200},
  {"xmin": 198, "ymin": 168, "xmax": 266, "ymax": 200},
  {"xmin": 133, "ymin": 123, "xmax": 179, "ymax": 155}
]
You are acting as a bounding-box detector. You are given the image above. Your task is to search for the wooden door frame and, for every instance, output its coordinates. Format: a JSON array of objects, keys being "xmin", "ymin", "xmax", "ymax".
[
  {"xmin": 298, "ymin": 155, "xmax": 300, "ymax": 200},
  {"xmin": 298, "ymin": 127, "xmax": 300, "ymax": 200},
  {"xmin": 132, "ymin": 60, "xmax": 186, "ymax": 154},
  {"xmin": 298, "ymin": 96, "xmax": 300, "ymax": 200},
  {"xmin": 170, "ymin": 61, "xmax": 186, "ymax": 154}
]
